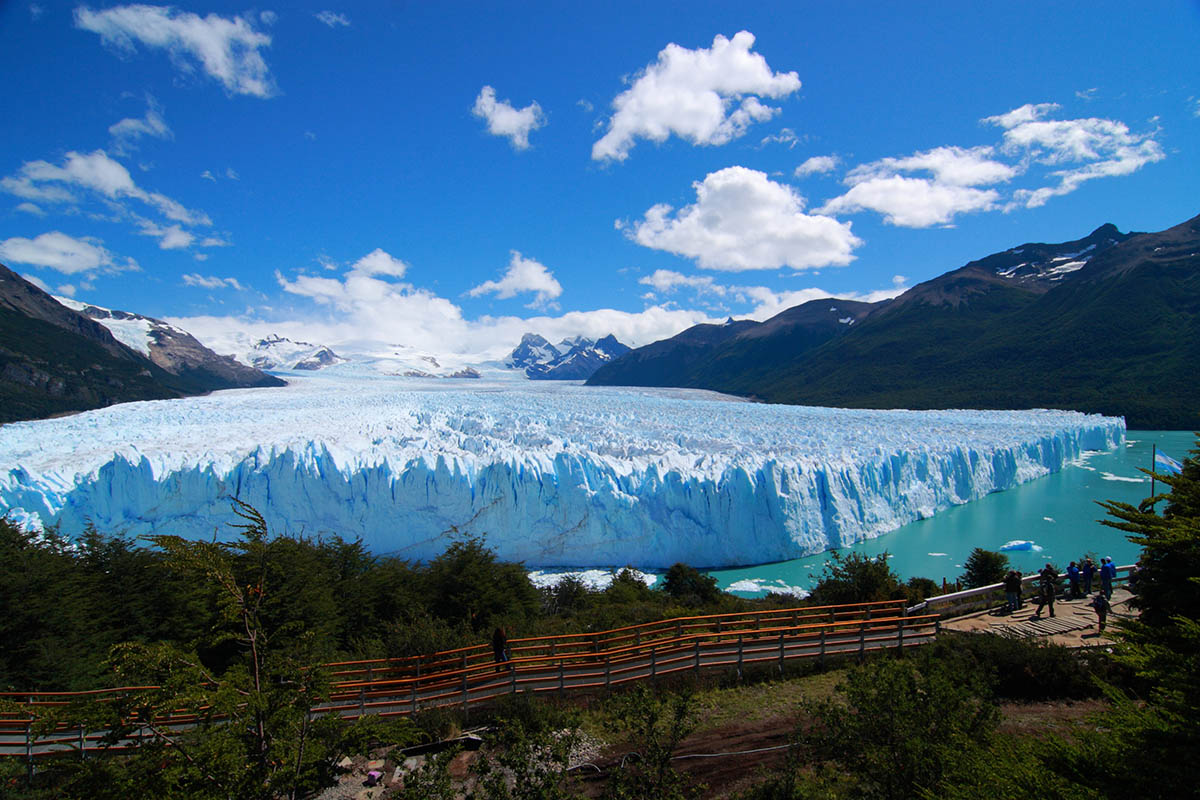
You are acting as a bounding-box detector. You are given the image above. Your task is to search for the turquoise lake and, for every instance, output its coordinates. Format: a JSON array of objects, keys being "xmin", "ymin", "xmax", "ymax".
[{"xmin": 709, "ymin": 430, "xmax": 1194, "ymax": 597}]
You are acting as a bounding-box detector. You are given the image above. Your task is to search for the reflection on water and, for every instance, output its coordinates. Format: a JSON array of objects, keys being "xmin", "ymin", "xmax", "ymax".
[{"xmin": 710, "ymin": 430, "xmax": 1193, "ymax": 596}]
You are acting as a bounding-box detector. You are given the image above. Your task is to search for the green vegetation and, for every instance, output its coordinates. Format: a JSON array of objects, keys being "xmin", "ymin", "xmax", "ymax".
[
  {"xmin": 4, "ymin": 433, "xmax": 1198, "ymax": 798},
  {"xmin": 958, "ymin": 547, "xmax": 1010, "ymax": 589}
]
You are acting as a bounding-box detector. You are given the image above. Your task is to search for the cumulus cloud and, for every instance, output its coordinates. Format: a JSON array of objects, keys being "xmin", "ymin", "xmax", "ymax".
[
  {"xmin": 816, "ymin": 104, "xmax": 1163, "ymax": 226},
  {"xmin": 3, "ymin": 150, "xmax": 211, "ymax": 226},
  {"xmin": 314, "ymin": 11, "xmax": 350, "ymax": 27},
  {"xmin": 75, "ymin": 5, "xmax": 275, "ymax": 98},
  {"xmin": 593, "ymin": 31, "xmax": 801, "ymax": 162},
  {"xmin": 472, "ymin": 86, "xmax": 545, "ymax": 150},
  {"xmin": 626, "ymin": 166, "xmax": 861, "ymax": 271},
  {"xmin": 0, "ymin": 231, "xmax": 129, "ymax": 274},
  {"xmin": 350, "ymin": 248, "xmax": 408, "ymax": 278},
  {"xmin": 985, "ymin": 103, "xmax": 1165, "ymax": 208},
  {"xmin": 15, "ymin": 202, "xmax": 45, "ymax": 216},
  {"xmin": 821, "ymin": 176, "xmax": 1000, "ymax": 228},
  {"xmin": 819, "ymin": 146, "xmax": 1013, "ymax": 227},
  {"xmin": 468, "ymin": 251, "xmax": 563, "ymax": 308},
  {"xmin": 109, "ymin": 96, "xmax": 172, "ymax": 154},
  {"xmin": 183, "ymin": 273, "xmax": 244, "ymax": 290},
  {"xmin": 794, "ymin": 155, "xmax": 838, "ymax": 177}
]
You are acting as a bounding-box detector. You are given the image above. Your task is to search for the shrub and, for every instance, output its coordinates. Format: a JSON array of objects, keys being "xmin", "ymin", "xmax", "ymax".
[{"xmin": 959, "ymin": 547, "xmax": 1010, "ymax": 589}]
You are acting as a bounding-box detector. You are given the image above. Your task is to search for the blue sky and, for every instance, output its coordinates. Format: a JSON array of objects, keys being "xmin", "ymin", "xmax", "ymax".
[{"xmin": 1, "ymin": 1, "xmax": 1197, "ymax": 359}]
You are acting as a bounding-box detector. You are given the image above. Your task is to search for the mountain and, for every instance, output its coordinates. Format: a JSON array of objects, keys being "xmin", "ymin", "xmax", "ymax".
[
  {"xmin": 589, "ymin": 214, "xmax": 1200, "ymax": 429},
  {"xmin": 242, "ymin": 334, "xmax": 346, "ymax": 371},
  {"xmin": 0, "ymin": 264, "xmax": 282, "ymax": 423},
  {"xmin": 506, "ymin": 333, "xmax": 631, "ymax": 379},
  {"xmin": 60, "ymin": 298, "xmax": 286, "ymax": 390}
]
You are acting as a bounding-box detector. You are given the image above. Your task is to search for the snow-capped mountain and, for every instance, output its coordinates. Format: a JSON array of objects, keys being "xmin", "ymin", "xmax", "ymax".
[
  {"xmin": 506, "ymin": 332, "xmax": 631, "ymax": 379},
  {"xmin": 56, "ymin": 297, "xmax": 284, "ymax": 389},
  {"xmin": 244, "ymin": 334, "xmax": 346, "ymax": 371}
]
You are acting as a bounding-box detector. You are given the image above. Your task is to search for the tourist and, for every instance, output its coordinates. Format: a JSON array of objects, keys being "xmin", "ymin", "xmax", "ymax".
[
  {"xmin": 1100, "ymin": 557, "xmax": 1117, "ymax": 599},
  {"xmin": 1066, "ymin": 561, "xmax": 1081, "ymax": 599},
  {"xmin": 1003, "ymin": 569, "xmax": 1023, "ymax": 613},
  {"xmin": 1090, "ymin": 591, "xmax": 1111, "ymax": 632},
  {"xmin": 492, "ymin": 626, "xmax": 510, "ymax": 672},
  {"xmin": 1081, "ymin": 557, "xmax": 1096, "ymax": 594},
  {"xmin": 1033, "ymin": 563, "xmax": 1058, "ymax": 618}
]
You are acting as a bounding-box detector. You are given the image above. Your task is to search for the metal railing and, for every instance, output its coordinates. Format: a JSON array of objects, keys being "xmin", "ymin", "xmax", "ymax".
[{"xmin": 908, "ymin": 564, "xmax": 1135, "ymax": 618}]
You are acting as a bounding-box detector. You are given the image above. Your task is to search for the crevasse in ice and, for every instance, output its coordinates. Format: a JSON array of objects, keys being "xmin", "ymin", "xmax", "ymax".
[{"xmin": 0, "ymin": 371, "xmax": 1124, "ymax": 568}]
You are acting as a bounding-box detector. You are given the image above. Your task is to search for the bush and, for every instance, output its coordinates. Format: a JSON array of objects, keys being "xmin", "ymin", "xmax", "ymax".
[
  {"xmin": 807, "ymin": 551, "xmax": 907, "ymax": 606},
  {"xmin": 928, "ymin": 632, "xmax": 1115, "ymax": 701},
  {"xmin": 661, "ymin": 562, "xmax": 720, "ymax": 605},
  {"xmin": 959, "ymin": 547, "xmax": 1010, "ymax": 589}
]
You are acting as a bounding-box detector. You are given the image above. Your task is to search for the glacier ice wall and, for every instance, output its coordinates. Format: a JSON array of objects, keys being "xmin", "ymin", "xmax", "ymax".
[{"xmin": 0, "ymin": 373, "xmax": 1124, "ymax": 568}]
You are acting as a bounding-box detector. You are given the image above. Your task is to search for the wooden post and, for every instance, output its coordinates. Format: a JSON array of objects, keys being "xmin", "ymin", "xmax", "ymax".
[
  {"xmin": 511, "ymin": 665, "xmax": 517, "ymax": 694},
  {"xmin": 650, "ymin": 649, "xmax": 657, "ymax": 679},
  {"xmin": 694, "ymin": 639, "xmax": 700, "ymax": 673},
  {"xmin": 411, "ymin": 683, "xmax": 417, "ymax": 715},
  {"xmin": 605, "ymin": 657, "xmax": 612, "ymax": 688},
  {"xmin": 736, "ymin": 634, "xmax": 744, "ymax": 679},
  {"xmin": 26, "ymin": 715, "xmax": 33, "ymax": 781},
  {"xmin": 359, "ymin": 686, "xmax": 366, "ymax": 716},
  {"xmin": 778, "ymin": 631, "xmax": 785, "ymax": 675},
  {"xmin": 559, "ymin": 661, "xmax": 565, "ymax": 698},
  {"xmin": 819, "ymin": 629, "xmax": 826, "ymax": 667},
  {"xmin": 858, "ymin": 623, "xmax": 866, "ymax": 661}
]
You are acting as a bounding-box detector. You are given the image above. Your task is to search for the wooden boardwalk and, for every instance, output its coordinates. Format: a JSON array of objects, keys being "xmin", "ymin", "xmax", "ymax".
[{"xmin": 940, "ymin": 586, "xmax": 1133, "ymax": 647}]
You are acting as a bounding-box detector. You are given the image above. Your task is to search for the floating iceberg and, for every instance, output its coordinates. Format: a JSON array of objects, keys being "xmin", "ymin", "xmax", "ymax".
[
  {"xmin": 1000, "ymin": 540, "xmax": 1045, "ymax": 552},
  {"xmin": 0, "ymin": 372, "xmax": 1123, "ymax": 568}
]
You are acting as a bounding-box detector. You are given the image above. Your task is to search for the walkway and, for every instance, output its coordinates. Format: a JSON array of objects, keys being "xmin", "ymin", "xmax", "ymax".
[{"xmin": 941, "ymin": 586, "xmax": 1133, "ymax": 647}]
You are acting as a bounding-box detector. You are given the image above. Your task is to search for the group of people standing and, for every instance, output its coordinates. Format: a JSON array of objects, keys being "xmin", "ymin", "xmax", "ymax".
[{"xmin": 1002, "ymin": 556, "xmax": 1119, "ymax": 631}]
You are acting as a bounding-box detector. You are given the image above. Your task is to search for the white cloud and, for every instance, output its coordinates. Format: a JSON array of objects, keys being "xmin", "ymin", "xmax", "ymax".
[
  {"xmin": 472, "ymin": 86, "xmax": 545, "ymax": 150},
  {"xmin": 199, "ymin": 236, "xmax": 230, "ymax": 248},
  {"xmin": 29, "ymin": 4, "xmax": 45, "ymax": 20},
  {"xmin": 4, "ymin": 150, "xmax": 211, "ymax": 226},
  {"xmin": 626, "ymin": 166, "xmax": 861, "ymax": 271},
  {"xmin": 183, "ymin": 273, "xmax": 244, "ymax": 290},
  {"xmin": 760, "ymin": 128, "xmax": 800, "ymax": 149},
  {"xmin": 350, "ymin": 248, "xmax": 408, "ymax": 278},
  {"xmin": 136, "ymin": 219, "xmax": 194, "ymax": 249},
  {"xmin": 314, "ymin": 11, "xmax": 350, "ymax": 27},
  {"xmin": 201, "ymin": 170, "xmax": 216, "ymax": 181},
  {"xmin": 638, "ymin": 269, "xmax": 726, "ymax": 295},
  {"xmin": 819, "ymin": 146, "xmax": 1013, "ymax": 228},
  {"xmin": 225, "ymin": 167, "xmax": 239, "ymax": 180},
  {"xmin": 985, "ymin": 103, "xmax": 1165, "ymax": 208},
  {"xmin": 0, "ymin": 231, "xmax": 125, "ymax": 274},
  {"xmin": 845, "ymin": 146, "xmax": 1016, "ymax": 187},
  {"xmin": 56, "ymin": 283, "xmax": 77, "ymax": 297},
  {"xmin": 75, "ymin": 5, "xmax": 275, "ymax": 98},
  {"xmin": 820, "ymin": 176, "xmax": 1000, "ymax": 228},
  {"xmin": 259, "ymin": 11, "xmax": 278, "ymax": 26},
  {"xmin": 109, "ymin": 96, "xmax": 172, "ymax": 154},
  {"xmin": 592, "ymin": 31, "xmax": 801, "ymax": 162},
  {"xmin": 15, "ymin": 202, "xmax": 45, "ymax": 216},
  {"xmin": 794, "ymin": 155, "xmax": 838, "ymax": 177},
  {"xmin": 468, "ymin": 251, "xmax": 563, "ymax": 309}
]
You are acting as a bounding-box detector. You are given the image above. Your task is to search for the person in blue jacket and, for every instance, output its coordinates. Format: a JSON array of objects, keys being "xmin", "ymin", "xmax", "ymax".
[
  {"xmin": 1066, "ymin": 561, "xmax": 1081, "ymax": 599},
  {"xmin": 1100, "ymin": 557, "xmax": 1117, "ymax": 599}
]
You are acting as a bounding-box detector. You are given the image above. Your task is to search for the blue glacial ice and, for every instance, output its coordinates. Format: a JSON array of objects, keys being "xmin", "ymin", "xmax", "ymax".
[{"xmin": 0, "ymin": 371, "xmax": 1124, "ymax": 568}]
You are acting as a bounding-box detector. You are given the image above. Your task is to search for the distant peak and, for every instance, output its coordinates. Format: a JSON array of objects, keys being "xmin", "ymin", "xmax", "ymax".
[{"xmin": 1089, "ymin": 222, "xmax": 1122, "ymax": 238}]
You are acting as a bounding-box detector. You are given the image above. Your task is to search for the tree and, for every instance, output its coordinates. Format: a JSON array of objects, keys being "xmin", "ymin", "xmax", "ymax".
[
  {"xmin": 423, "ymin": 537, "xmax": 539, "ymax": 632},
  {"xmin": 85, "ymin": 501, "xmax": 418, "ymax": 800},
  {"xmin": 807, "ymin": 551, "xmax": 907, "ymax": 606},
  {"xmin": 603, "ymin": 685, "xmax": 702, "ymax": 800},
  {"xmin": 958, "ymin": 548, "xmax": 1010, "ymax": 589},
  {"xmin": 660, "ymin": 562, "xmax": 721, "ymax": 605}
]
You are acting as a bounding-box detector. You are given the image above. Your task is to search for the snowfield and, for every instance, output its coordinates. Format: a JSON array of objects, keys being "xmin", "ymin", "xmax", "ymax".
[{"xmin": 0, "ymin": 370, "xmax": 1124, "ymax": 567}]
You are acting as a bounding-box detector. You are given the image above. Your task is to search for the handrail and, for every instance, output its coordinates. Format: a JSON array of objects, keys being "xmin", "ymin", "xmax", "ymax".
[{"xmin": 908, "ymin": 564, "xmax": 1136, "ymax": 616}]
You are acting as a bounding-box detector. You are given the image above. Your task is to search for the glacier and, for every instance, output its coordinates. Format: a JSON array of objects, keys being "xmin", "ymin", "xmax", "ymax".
[{"xmin": 0, "ymin": 370, "xmax": 1124, "ymax": 568}]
